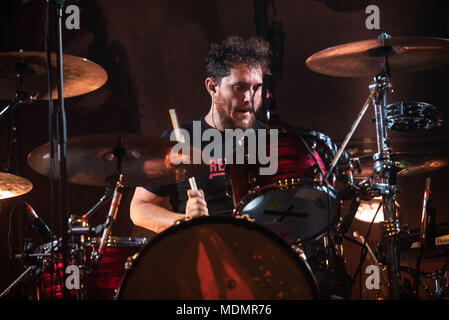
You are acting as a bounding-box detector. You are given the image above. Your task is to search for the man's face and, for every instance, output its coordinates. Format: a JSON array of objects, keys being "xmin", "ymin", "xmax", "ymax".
[{"xmin": 214, "ymin": 63, "xmax": 263, "ymax": 130}]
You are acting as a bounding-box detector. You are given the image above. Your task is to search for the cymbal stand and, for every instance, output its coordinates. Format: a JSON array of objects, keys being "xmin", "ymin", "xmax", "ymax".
[
  {"xmin": 0, "ymin": 75, "xmax": 39, "ymax": 296},
  {"xmin": 0, "ymin": 73, "xmax": 38, "ymax": 173},
  {"xmin": 369, "ymin": 71, "xmax": 402, "ymax": 300}
]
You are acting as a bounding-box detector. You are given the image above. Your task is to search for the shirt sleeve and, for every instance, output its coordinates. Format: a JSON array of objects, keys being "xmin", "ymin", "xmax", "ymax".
[{"xmin": 142, "ymin": 184, "xmax": 174, "ymax": 197}]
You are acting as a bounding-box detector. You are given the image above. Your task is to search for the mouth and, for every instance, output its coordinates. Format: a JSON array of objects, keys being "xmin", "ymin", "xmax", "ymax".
[{"xmin": 235, "ymin": 107, "xmax": 252, "ymax": 114}]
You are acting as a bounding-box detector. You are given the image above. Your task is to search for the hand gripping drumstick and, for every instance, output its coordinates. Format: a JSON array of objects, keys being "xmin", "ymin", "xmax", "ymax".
[{"xmin": 169, "ymin": 108, "xmax": 198, "ymax": 191}]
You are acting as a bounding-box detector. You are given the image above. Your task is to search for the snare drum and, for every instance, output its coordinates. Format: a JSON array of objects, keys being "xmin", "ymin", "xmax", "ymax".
[
  {"xmin": 116, "ymin": 216, "xmax": 320, "ymax": 300},
  {"xmin": 37, "ymin": 237, "xmax": 147, "ymax": 300},
  {"xmin": 227, "ymin": 129, "xmax": 340, "ymax": 243},
  {"xmin": 83, "ymin": 237, "xmax": 148, "ymax": 299}
]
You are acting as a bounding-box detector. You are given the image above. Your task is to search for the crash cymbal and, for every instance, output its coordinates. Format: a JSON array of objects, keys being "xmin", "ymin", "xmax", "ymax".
[
  {"xmin": 306, "ymin": 36, "xmax": 449, "ymax": 77},
  {"xmin": 0, "ymin": 172, "xmax": 33, "ymax": 200},
  {"xmin": 353, "ymin": 153, "xmax": 449, "ymax": 180},
  {"xmin": 27, "ymin": 133, "xmax": 206, "ymax": 187},
  {"xmin": 0, "ymin": 51, "xmax": 107, "ymax": 100}
]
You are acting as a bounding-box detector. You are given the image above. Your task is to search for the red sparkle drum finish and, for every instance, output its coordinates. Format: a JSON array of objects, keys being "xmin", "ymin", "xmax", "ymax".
[
  {"xmin": 37, "ymin": 237, "xmax": 147, "ymax": 300},
  {"xmin": 226, "ymin": 129, "xmax": 340, "ymax": 243}
]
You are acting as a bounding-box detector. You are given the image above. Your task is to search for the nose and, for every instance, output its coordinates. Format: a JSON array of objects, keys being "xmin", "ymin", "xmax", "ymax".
[{"xmin": 244, "ymin": 87, "xmax": 257, "ymax": 103}]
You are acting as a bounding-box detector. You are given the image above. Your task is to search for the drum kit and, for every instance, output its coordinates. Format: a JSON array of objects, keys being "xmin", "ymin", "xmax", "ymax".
[{"xmin": 1, "ymin": 33, "xmax": 449, "ymax": 300}]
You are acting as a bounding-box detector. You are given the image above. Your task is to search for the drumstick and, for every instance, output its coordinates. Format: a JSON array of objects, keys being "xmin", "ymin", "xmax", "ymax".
[{"xmin": 169, "ymin": 108, "xmax": 198, "ymax": 191}]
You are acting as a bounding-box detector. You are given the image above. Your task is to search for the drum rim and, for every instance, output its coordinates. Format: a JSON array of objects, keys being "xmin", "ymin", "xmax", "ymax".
[
  {"xmin": 233, "ymin": 183, "xmax": 339, "ymax": 242},
  {"xmin": 115, "ymin": 215, "xmax": 321, "ymax": 300},
  {"xmin": 86, "ymin": 236, "xmax": 149, "ymax": 247},
  {"xmin": 292, "ymin": 129, "xmax": 338, "ymax": 159}
]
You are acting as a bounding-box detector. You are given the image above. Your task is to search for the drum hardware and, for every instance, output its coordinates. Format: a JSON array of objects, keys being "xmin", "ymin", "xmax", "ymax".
[
  {"xmin": 0, "ymin": 55, "xmax": 40, "ymax": 252},
  {"xmin": 0, "ymin": 235, "xmax": 62, "ymax": 299},
  {"xmin": 234, "ymin": 213, "xmax": 255, "ymax": 223},
  {"xmin": 291, "ymin": 244, "xmax": 308, "ymax": 262},
  {"xmin": 385, "ymin": 101, "xmax": 442, "ymax": 132},
  {"xmin": 400, "ymin": 266, "xmax": 449, "ymax": 299},
  {"xmin": 353, "ymin": 153, "xmax": 449, "ymax": 180},
  {"xmin": 426, "ymin": 270, "xmax": 448, "ymax": 299},
  {"xmin": 299, "ymin": 224, "xmax": 352, "ymax": 299},
  {"xmin": 0, "ymin": 51, "xmax": 41, "ymax": 176},
  {"xmin": 305, "ymin": 32, "xmax": 449, "ymax": 299}
]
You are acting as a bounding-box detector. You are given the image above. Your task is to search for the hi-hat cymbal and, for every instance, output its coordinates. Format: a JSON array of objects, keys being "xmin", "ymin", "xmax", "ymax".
[
  {"xmin": 0, "ymin": 172, "xmax": 33, "ymax": 200},
  {"xmin": 27, "ymin": 133, "xmax": 206, "ymax": 187},
  {"xmin": 353, "ymin": 153, "xmax": 449, "ymax": 180},
  {"xmin": 0, "ymin": 51, "xmax": 108, "ymax": 100},
  {"xmin": 306, "ymin": 36, "xmax": 449, "ymax": 77}
]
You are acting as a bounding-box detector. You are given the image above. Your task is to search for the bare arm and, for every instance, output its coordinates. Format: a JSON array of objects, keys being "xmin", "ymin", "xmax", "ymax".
[{"xmin": 130, "ymin": 186, "xmax": 208, "ymax": 234}]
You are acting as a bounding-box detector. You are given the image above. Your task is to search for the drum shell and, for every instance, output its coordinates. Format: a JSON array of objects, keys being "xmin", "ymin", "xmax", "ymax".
[
  {"xmin": 226, "ymin": 130, "xmax": 340, "ymax": 242},
  {"xmin": 116, "ymin": 216, "xmax": 320, "ymax": 300},
  {"xmin": 83, "ymin": 237, "xmax": 147, "ymax": 299},
  {"xmin": 226, "ymin": 130, "xmax": 336, "ymax": 208},
  {"xmin": 37, "ymin": 237, "xmax": 147, "ymax": 300}
]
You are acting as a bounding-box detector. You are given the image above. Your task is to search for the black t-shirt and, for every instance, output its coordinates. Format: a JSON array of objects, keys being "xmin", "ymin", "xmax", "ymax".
[{"xmin": 143, "ymin": 117, "xmax": 266, "ymax": 215}]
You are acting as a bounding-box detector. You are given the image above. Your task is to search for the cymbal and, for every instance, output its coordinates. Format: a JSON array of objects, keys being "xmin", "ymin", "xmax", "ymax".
[
  {"xmin": 353, "ymin": 153, "xmax": 449, "ymax": 180},
  {"xmin": 0, "ymin": 172, "xmax": 33, "ymax": 200},
  {"xmin": 27, "ymin": 133, "xmax": 206, "ymax": 187},
  {"xmin": 0, "ymin": 51, "xmax": 108, "ymax": 100},
  {"xmin": 306, "ymin": 36, "xmax": 449, "ymax": 77}
]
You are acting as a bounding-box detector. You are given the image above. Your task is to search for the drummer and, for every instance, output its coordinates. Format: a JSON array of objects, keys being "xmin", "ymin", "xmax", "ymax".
[{"xmin": 130, "ymin": 35, "xmax": 270, "ymax": 233}]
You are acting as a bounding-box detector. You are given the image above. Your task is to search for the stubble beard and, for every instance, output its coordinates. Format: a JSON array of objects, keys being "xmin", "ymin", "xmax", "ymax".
[{"xmin": 215, "ymin": 97, "xmax": 257, "ymax": 131}]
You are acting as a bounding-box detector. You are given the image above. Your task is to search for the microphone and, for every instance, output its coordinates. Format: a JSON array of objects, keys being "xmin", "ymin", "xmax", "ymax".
[
  {"xmin": 419, "ymin": 177, "xmax": 431, "ymax": 248},
  {"xmin": 25, "ymin": 204, "xmax": 56, "ymax": 242}
]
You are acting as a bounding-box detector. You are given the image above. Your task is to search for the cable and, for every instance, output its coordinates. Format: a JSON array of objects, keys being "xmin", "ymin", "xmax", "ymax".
[
  {"xmin": 251, "ymin": 83, "xmax": 263, "ymax": 115},
  {"xmin": 353, "ymin": 201, "xmax": 382, "ymax": 299}
]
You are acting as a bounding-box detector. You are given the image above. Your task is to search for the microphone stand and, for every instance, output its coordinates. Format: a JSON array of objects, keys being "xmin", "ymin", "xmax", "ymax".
[
  {"xmin": 0, "ymin": 265, "xmax": 40, "ymax": 299},
  {"xmin": 49, "ymin": 0, "xmax": 69, "ymax": 299},
  {"xmin": 0, "ymin": 238, "xmax": 59, "ymax": 299}
]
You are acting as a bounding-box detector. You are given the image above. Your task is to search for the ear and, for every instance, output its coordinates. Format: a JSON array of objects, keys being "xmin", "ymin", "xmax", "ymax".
[{"xmin": 205, "ymin": 77, "xmax": 217, "ymax": 97}]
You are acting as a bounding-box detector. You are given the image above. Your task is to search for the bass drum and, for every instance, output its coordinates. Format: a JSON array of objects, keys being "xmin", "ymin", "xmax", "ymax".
[{"xmin": 116, "ymin": 216, "xmax": 320, "ymax": 300}]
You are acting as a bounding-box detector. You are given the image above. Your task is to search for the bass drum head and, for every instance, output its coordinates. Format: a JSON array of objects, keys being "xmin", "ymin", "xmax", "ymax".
[{"xmin": 116, "ymin": 216, "xmax": 320, "ymax": 300}]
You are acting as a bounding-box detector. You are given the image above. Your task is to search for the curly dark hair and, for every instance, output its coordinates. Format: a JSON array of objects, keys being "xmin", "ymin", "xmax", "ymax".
[{"xmin": 206, "ymin": 35, "xmax": 271, "ymax": 83}]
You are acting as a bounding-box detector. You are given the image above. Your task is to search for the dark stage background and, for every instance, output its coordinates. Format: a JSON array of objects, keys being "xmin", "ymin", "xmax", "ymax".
[{"xmin": 1, "ymin": 0, "xmax": 449, "ymax": 299}]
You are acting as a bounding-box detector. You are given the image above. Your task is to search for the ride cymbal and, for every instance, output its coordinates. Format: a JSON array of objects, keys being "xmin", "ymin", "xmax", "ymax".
[
  {"xmin": 27, "ymin": 133, "xmax": 206, "ymax": 187},
  {"xmin": 0, "ymin": 51, "xmax": 107, "ymax": 100},
  {"xmin": 306, "ymin": 36, "xmax": 449, "ymax": 77}
]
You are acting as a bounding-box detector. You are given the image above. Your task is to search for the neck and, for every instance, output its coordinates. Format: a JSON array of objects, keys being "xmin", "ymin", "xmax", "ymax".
[{"xmin": 204, "ymin": 103, "xmax": 224, "ymax": 131}]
